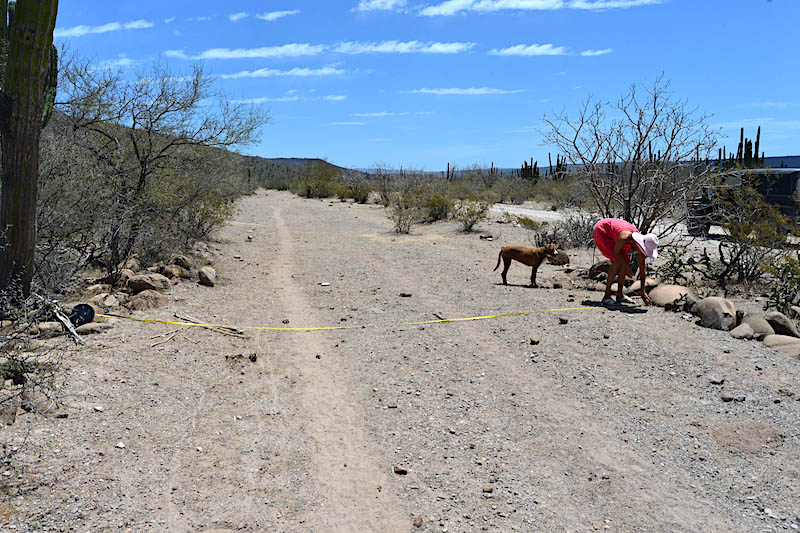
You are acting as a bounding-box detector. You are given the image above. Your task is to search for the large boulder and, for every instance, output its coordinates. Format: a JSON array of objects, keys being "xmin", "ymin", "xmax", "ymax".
[
  {"xmin": 160, "ymin": 264, "xmax": 191, "ymax": 279},
  {"xmin": 762, "ymin": 334, "xmax": 800, "ymax": 357},
  {"xmin": 128, "ymin": 289, "xmax": 167, "ymax": 311},
  {"xmin": 647, "ymin": 284, "xmax": 691, "ymax": 308},
  {"xmin": 741, "ymin": 313, "xmax": 775, "ymax": 340},
  {"xmin": 589, "ymin": 260, "xmax": 612, "ymax": 280},
  {"xmin": 765, "ymin": 311, "xmax": 800, "ymax": 338},
  {"xmin": 172, "ymin": 254, "xmax": 194, "ymax": 270},
  {"xmin": 198, "ymin": 266, "xmax": 216, "ymax": 287},
  {"xmin": 625, "ymin": 278, "xmax": 659, "ymax": 296},
  {"xmin": 696, "ymin": 296, "xmax": 737, "ymax": 331},
  {"xmin": 546, "ymin": 250, "xmax": 570, "ymax": 266},
  {"xmin": 120, "ymin": 256, "xmax": 141, "ymax": 272},
  {"xmin": 127, "ymin": 273, "xmax": 170, "ymax": 293},
  {"xmin": 729, "ymin": 322, "xmax": 754, "ymax": 340},
  {"xmin": 100, "ymin": 268, "xmax": 135, "ymax": 286}
]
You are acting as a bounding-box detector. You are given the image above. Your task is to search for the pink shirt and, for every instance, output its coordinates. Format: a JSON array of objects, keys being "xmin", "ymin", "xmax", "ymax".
[{"xmin": 593, "ymin": 218, "xmax": 639, "ymax": 262}]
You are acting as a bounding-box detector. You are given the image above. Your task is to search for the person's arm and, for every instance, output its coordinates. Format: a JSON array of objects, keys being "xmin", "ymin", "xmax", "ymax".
[
  {"xmin": 613, "ymin": 231, "xmax": 634, "ymax": 278},
  {"xmin": 638, "ymin": 253, "xmax": 652, "ymax": 305}
]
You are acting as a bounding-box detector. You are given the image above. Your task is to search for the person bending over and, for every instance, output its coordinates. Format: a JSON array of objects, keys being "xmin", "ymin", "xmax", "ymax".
[{"xmin": 592, "ymin": 218, "xmax": 659, "ymax": 306}]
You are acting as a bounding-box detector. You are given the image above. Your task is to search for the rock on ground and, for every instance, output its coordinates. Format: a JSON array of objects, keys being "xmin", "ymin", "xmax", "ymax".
[
  {"xmin": 647, "ymin": 284, "xmax": 691, "ymax": 308},
  {"xmin": 741, "ymin": 312, "xmax": 775, "ymax": 340},
  {"xmin": 696, "ymin": 296, "xmax": 737, "ymax": 331},
  {"xmin": 198, "ymin": 266, "xmax": 217, "ymax": 287},
  {"xmin": 765, "ymin": 311, "xmax": 800, "ymax": 338},
  {"xmin": 128, "ymin": 289, "xmax": 168, "ymax": 310}
]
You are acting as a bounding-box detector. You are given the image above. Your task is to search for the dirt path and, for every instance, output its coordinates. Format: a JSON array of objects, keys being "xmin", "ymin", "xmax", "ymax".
[
  {"xmin": 268, "ymin": 205, "xmax": 407, "ymax": 531},
  {"xmin": 2, "ymin": 190, "xmax": 799, "ymax": 532}
]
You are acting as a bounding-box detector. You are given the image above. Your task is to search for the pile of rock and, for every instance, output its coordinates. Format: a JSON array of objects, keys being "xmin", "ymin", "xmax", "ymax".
[
  {"xmin": 583, "ymin": 261, "xmax": 800, "ymax": 360},
  {"xmin": 31, "ymin": 250, "xmax": 217, "ymax": 339}
]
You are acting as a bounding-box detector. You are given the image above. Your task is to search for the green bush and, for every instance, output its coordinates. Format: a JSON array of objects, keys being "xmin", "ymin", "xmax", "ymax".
[
  {"xmin": 421, "ymin": 192, "xmax": 452, "ymax": 222},
  {"xmin": 452, "ymin": 196, "xmax": 490, "ymax": 232},
  {"xmin": 349, "ymin": 182, "xmax": 371, "ymax": 204},
  {"xmin": 765, "ymin": 251, "xmax": 800, "ymax": 314}
]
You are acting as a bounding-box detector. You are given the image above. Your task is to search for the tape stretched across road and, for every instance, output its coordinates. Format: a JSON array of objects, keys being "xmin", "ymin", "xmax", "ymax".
[{"xmin": 97, "ymin": 307, "xmax": 592, "ymax": 332}]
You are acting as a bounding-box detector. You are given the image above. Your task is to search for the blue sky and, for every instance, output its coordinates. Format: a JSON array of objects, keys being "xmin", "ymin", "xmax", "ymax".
[{"xmin": 54, "ymin": 0, "xmax": 799, "ymax": 171}]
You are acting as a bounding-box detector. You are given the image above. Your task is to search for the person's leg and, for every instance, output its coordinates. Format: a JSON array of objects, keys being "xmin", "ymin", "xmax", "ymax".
[
  {"xmin": 616, "ymin": 261, "xmax": 626, "ymax": 301},
  {"xmin": 603, "ymin": 261, "xmax": 620, "ymax": 301}
]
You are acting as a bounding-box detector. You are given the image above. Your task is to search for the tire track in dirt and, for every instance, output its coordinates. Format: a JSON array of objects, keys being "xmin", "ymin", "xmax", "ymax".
[{"xmin": 268, "ymin": 205, "xmax": 408, "ymax": 532}]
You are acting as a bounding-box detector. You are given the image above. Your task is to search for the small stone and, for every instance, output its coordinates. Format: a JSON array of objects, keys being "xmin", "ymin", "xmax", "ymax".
[
  {"xmin": 709, "ymin": 376, "xmax": 725, "ymax": 385},
  {"xmin": 198, "ymin": 266, "xmax": 216, "ymax": 287},
  {"xmin": 601, "ymin": 473, "xmax": 610, "ymax": 480},
  {"xmin": 248, "ymin": 353, "xmax": 258, "ymax": 362},
  {"xmin": 559, "ymin": 317, "xmax": 568, "ymax": 325},
  {"xmin": 735, "ymin": 395, "xmax": 746, "ymax": 402},
  {"xmin": 603, "ymin": 333, "xmax": 610, "ymax": 339},
  {"xmin": 319, "ymin": 282, "xmax": 330, "ymax": 286},
  {"xmin": 282, "ymin": 319, "xmax": 290, "ymax": 324},
  {"xmin": 393, "ymin": 465, "xmax": 408, "ymax": 475},
  {"xmin": 399, "ymin": 293, "xmax": 412, "ymax": 297},
  {"xmin": 413, "ymin": 517, "xmax": 423, "ymax": 528},
  {"xmin": 530, "ymin": 338, "xmax": 540, "ymax": 345},
  {"xmin": 196, "ymin": 447, "xmax": 203, "ymax": 452},
  {"xmin": 115, "ymin": 441, "xmax": 125, "ymax": 449},
  {"xmin": 721, "ymin": 392, "xmax": 735, "ymax": 402},
  {"xmin": 482, "ymin": 483, "xmax": 494, "ymax": 493},
  {"xmin": 93, "ymin": 406, "xmax": 105, "ymax": 412}
]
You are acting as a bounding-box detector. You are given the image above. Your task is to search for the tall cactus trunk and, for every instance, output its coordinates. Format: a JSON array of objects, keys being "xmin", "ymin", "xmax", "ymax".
[{"xmin": 0, "ymin": 0, "xmax": 59, "ymax": 296}]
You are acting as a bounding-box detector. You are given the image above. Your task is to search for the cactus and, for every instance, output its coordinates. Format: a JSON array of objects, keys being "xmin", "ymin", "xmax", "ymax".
[
  {"xmin": 0, "ymin": 1, "xmax": 57, "ymax": 128},
  {"xmin": 0, "ymin": 0, "xmax": 59, "ymax": 295}
]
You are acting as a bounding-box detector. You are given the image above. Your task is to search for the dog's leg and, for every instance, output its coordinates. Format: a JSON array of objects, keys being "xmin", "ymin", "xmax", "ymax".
[
  {"xmin": 501, "ymin": 257, "xmax": 511, "ymax": 285},
  {"xmin": 530, "ymin": 266, "xmax": 538, "ymax": 288}
]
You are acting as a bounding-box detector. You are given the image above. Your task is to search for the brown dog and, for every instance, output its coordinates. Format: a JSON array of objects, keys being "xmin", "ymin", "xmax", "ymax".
[{"xmin": 494, "ymin": 243, "xmax": 558, "ymax": 287}]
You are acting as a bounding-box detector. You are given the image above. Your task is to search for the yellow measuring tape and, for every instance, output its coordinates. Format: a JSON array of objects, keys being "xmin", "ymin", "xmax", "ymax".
[{"xmin": 98, "ymin": 307, "xmax": 591, "ymax": 332}]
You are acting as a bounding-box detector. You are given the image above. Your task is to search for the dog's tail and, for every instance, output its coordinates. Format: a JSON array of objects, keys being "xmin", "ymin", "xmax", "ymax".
[{"xmin": 493, "ymin": 249, "xmax": 502, "ymax": 271}]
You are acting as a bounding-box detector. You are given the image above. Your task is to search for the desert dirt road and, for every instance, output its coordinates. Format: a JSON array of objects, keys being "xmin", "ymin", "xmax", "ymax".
[{"xmin": 3, "ymin": 190, "xmax": 799, "ymax": 532}]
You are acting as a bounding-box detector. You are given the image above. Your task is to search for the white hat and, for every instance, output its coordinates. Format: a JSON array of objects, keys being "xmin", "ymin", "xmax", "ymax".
[{"xmin": 632, "ymin": 232, "xmax": 659, "ymax": 259}]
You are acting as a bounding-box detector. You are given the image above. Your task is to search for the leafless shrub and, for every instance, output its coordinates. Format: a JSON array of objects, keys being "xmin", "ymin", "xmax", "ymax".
[{"xmin": 542, "ymin": 75, "xmax": 717, "ymax": 236}]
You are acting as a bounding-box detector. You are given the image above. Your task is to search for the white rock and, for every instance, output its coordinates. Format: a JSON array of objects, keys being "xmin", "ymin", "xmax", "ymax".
[{"xmin": 115, "ymin": 441, "xmax": 125, "ymax": 449}]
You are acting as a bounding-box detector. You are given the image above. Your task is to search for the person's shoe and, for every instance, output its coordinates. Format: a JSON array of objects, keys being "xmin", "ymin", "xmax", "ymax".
[
  {"xmin": 618, "ymin": 295, "xmax": 635, "ymax": 304},
  {"xmin": 602, "ymin": 297, "xmax": 617, "ymax": 307}
]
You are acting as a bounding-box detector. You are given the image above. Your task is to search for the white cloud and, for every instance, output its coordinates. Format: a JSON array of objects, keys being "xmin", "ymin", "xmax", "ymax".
[
  {"xmin": 489, "ymin": 43, "xmax": 568, "ymax": 56},
  {"xmin": 353, "ymin": 111, "xmax": 410, "ymax": 117},
  {"xmin": 229, "ymin": 12, "xmax": 249, "ymax": 22},
  {"xmin": 232, "ymin": 96, "xmax": 300, "ymax": 104},
  {"xmin": 580, "ymin": 48, "xmax": 613, "ymax": 56},
  {"xmin": 334, "ymin": 40, "xmax": 475, "ymax": 54},
  {"xmin": 410, "ymin": 87, "xmax": 525, "ymax": 95},
  {"xmin": 164, "ymin": 17, "xmax": 175, "ymax": 24},
  {"xmin": 197, "ymin": 16, "xmax": 213, "ymax": 21},
  {"xmin": 256, "ymin": 10, "xmax": 301, "ymax": 22},
  {"xmin": 98, "ymin": 54, "xmax": 137, "ymax": 69},
  {"xmin": 354, "ymin": 0, "xmax": 408, "ymax": 11},
  {"xmin": 54, "ymin": 19, "xmax": 154, "ymax": 38},
  {"xmin": 418, "ymin": 0, "xmax": 661, "ymax": 16},
  {"xmin": 353, "ymin": 111, "xmax": 434, "ymax": 116},
  {"xmin": 165, "ymin": 43, "xmax": 325, "ymax": 60},
  {"xmin": 329, "ymin": 121, "xmax": 367, "ymax": 126},
  {"xmin": 569, "ymin": 0, "xmax": 662, "ymax": 9},
  {"xmin": 221, "ymin": 65, "xmax": 346, "ymax": 79},
  {"xmin": 323, "ymin": 95, "xmax": 347, "ymax": 101}
]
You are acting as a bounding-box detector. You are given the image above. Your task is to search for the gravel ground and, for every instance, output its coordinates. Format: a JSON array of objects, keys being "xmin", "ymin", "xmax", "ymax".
[{"xmin": 1, "ymin": 189, "xmax": 798, "ymax": 532}]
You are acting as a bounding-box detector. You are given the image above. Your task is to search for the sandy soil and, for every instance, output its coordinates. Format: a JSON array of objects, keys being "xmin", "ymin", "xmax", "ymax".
[{"xmin": 2, "ymin": 190, "xmax": 799, "ymax": 532}]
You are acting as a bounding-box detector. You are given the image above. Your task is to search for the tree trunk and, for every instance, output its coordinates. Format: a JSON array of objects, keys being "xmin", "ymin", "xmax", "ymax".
[{"xmin": 0, "ymin": 0, "xmax": 59, "ymax": 296}]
